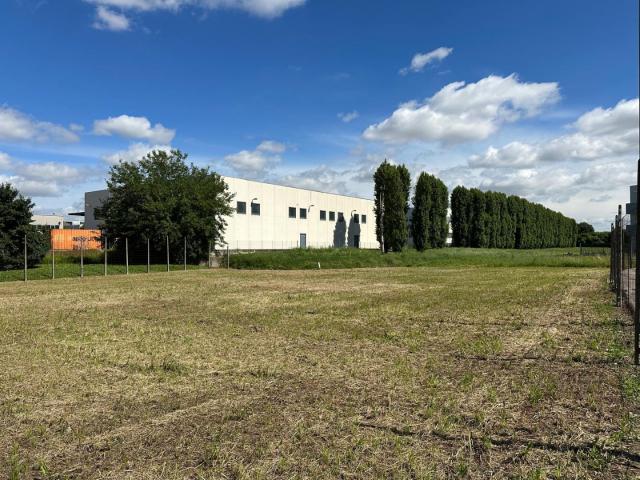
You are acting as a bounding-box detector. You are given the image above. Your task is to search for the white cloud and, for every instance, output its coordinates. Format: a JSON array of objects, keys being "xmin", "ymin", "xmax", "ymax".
[
  {"xmin": 277, "ymin": 165, "xmax": 351, "ymax": 195},
  {"xmin": 338, "ymin": 111, "xmax": 359, "ymax": 123},
  {"xmin": 0, "ymin": 107, "xmax": 80, "ymax": 143},
  {"xmin": 399, "ymin": 47, "xmax": 453, "ymax": 75},
  {"xmin": 0, "ymin": 152, "xmax": 11, "ymax": 169},
  {"xmin": 256, "ymin": 140, "xmax": 286, "ymax": 154},
  {"xmin": 93, "ymin": 114, "xmax": 175, "ymax": 143},
  {"xmin": 363, "ymin": 74, "xmax": 559, "ymax": 144},
  {"xmin": 103, "ymin": 142, "xmax": 173, "ymax": 165},
  {"xmin": 469, "ymin": 98, "xmax": 639, "ymax": 168},
  {"xmin": 85, "ymin": 0, "xmax": 305, "ymax": 26},
  {"xmin": 93, "ymin": 5, "xmax": 131, "ymax": 31},
  {"xmin": 224, "ymin": 140, "xmax": 286, "ymax": 177},
  {"xmin": 0, "ymin": 153, "xmax": 98, "ymax": 198}
]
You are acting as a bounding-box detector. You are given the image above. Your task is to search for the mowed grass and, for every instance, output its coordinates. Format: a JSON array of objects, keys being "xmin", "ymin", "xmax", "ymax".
[
  {"xmin": 0, "ymin": 251, "xmax": 202, "ymax": 282},
  {"xmin": 1, "ymin": 266, "xmax": 638, "ymax": 478},
  {"xmin": 229, "ymin": 247, "xmax": 610, "ymax": 270}
]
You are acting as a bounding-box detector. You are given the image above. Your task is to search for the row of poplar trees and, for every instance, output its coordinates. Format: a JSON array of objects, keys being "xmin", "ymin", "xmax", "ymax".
[
  {"xmin": 373, "ymin": 160, "xmax": 448, "ymax": 252},
  {"xmin": 450, "ymin": 186, "xmax": 577, "ymax": 249}
]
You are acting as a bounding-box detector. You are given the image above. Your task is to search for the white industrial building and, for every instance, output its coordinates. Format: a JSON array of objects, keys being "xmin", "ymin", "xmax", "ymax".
[
  {"xmin": 84, "ymin": 176, "xmax": 377, "ymax": 250},
  {"xmin": 31, "ymin": 214, "xmax": 65, "ymax": 229}
]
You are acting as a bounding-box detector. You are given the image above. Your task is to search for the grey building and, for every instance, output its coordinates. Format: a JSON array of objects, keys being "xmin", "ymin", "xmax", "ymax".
[{"xmin": 84, "ymin": 190, "xmax": 111, "ymax": 229}]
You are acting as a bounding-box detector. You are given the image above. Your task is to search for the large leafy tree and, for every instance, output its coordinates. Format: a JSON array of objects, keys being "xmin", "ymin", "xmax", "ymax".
[
  {"xmin": 0, "ymin": 183, "xmax": 48, "ymax": 270},
  {"xmin": 374, "ymin": 160, "xmax": 409, "ymax": 252},
  {"xmin": 100, "ymin": 150, "xmax": 233, "ymax": 263}
]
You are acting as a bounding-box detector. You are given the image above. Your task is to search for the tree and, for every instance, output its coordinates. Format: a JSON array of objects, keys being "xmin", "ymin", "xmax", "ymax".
[
  {"xmin": 411, "ymin": 173, "xmax": 432, "ymax": 251},
  {"xmin": 450, "ymin": 187, "xmax": 576, "ymax": 249},
  {"xmin": 100, "ymin": 150, "xmax": 233, "ymax": 263},
  {"xmin": 0, "ymin": 183, "xmax": 48, "ymax": 270},
  {"xmin": 374, "ymin": 160, "xmax": 409, "ymax": 252}
]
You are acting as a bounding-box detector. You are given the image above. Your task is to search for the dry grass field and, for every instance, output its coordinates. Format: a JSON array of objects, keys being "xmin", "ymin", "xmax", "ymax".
[{"xmin": 1, "ymin": 266, "xmax": 639, "ymax": 478}]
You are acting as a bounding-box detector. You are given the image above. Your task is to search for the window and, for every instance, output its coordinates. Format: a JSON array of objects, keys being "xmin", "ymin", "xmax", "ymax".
[
  {"xmin": 362, "ymin": 214, "xmax": 367, "ymax": 224},
  {"xmin": 320, "ymin": 210, "xmax": 326, "ymax": 221},
  {"xmin": 300, "ymin": 208, "xmax": 307, "ymax": 219},
  {"xmin": 338, "ymin": 212, "xmax": 344, "ymax": 222},
  {"xmin": 329, "ymin": 211, "xmax": 335, "ymax": 221},
  {"xmin": 353, "ymin": 213, "xmax": 360, "ymax": 224},
  {"xmin": 251, "ymin": 202, "xmax": 260, "ymax": 216},
  {"xmin": 236, "ymin": 201, "xmax": 246, "ymax": 214},
  {"xmin": 289, "ymin": 207, "xmax": 296, "ymax": 218}
]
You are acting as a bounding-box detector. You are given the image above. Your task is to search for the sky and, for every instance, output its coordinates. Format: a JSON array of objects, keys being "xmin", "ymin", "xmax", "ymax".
[{"xmin": 0, "ymin": 0, "xmax": 638, "ymax": 230}]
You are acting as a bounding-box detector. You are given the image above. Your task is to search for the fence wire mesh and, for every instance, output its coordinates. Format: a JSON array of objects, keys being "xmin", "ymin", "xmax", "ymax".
[{"xmin": 1, "ymin": 232, "xmax": 376, "ymax": 282}]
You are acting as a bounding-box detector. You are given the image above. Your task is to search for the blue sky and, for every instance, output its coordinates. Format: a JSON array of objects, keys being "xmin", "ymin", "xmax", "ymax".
[{"xmin": 0, "ymin": 0, "xmax": 638, "ymax": 229}]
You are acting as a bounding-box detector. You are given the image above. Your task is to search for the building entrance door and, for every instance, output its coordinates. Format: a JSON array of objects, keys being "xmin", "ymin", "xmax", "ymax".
[{"xmin": 299, "ymin": 233, "xmax": 307, "ymax": 249}]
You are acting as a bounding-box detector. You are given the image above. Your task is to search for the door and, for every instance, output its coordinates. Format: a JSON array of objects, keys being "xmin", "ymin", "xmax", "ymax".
[
  {"xmin": 299, "ymin": 233, "xmax": 307, "ymax": 249},
  {"xmin": 354, "ymin": 235, "xmax": 360, "ymax": 249}
]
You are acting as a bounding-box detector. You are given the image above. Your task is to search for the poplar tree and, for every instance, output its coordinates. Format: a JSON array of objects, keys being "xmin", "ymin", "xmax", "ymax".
[{"xmin": 374, "ymin": 160, "xmax": 409, "ymax": 252}]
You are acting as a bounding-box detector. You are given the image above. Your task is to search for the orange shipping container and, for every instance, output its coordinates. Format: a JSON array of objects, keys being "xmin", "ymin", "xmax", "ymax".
[{"xmin": 51, "ymin": 229, "xmax": 103, "ymax": 251}]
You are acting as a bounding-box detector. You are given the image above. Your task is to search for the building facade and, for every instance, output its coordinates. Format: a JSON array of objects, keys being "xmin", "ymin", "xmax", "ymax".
[
  {"xmin": 31, "ymin": 214, "xmax": 65, "ymax": 229},
  {"xmin": 84, "ymin": 176, "xmax": 377, "ymax": 250}
]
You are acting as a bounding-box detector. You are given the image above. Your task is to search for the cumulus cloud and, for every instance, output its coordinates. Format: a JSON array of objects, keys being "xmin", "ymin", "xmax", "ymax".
[
  {"xmin": 0, "ymin": 152, "xmax": 98, "ymax": 198},
  {"xmin": 85, "ymin": 0, "xmax": 305, "ymax": 27},
  {"xmin": 399, "ymin": 47, "xmax": 453, "ymax": 75},
  {"xmin": 469, "ymin": 98, "xmax": 639, "ymax": 168},
  {"xmin": 277, "ymin": 166, "xmax": 351, "ymax": 195},
  {"xmin": 363, "ymin": 74, "xmax": 559, "ymax": 144},
  {"xmin": 102, "ymin": 142, "xmax": 173, "ymax": 165},
  {"xmin": 93, "ymin": 5, "xmax": 131, "ymax": 31},
  {"xmin": 224, "ymin": 140, "xmax": 286, "ymax": 177},
  {"xmin": 0, "ymin": 106, "xmax": 80, "ymax": 143},
  {"xmin": 338, "ymin": 111, "xmax": 359, "ymax": 123},
  {"xmin": 0, "ymin": 152, "xmax": 11, "ymax": 169},
  {"xmin": 256, "ymin": 140, "xmax": 286, "ymax": 154},
  {"xmin": 93, "ymin": 114, "xmax": 175, "ymax": 143}
]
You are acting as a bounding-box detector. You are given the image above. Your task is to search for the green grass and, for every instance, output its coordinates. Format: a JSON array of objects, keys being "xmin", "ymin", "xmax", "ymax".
[
  {"xmin": 0, "ymin": 265, "xmax": 636, "ymax": 478},
  {"xmin": 0, "ymin": 250, "xmax": 203, "ymax": 282},
  {"xmin": 228, "ymin": 246, "xmax": 610, "ymax": 270}
]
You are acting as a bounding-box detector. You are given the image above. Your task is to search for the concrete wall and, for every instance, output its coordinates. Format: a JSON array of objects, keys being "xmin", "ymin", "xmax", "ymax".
[
  {"xmin": 83, "ymin": 176, "xmax": 378, "ymax": 249},
  {"xmin": 31, "ymin": 215, "xmax": 65, "ymax": 229},
  {"xmin": 223, "ymin": 177, "xmax": 376, "ymax": 250},
  {"xmin": 84, "ymin": 190, "xmax": 111, "ymax": 229}
]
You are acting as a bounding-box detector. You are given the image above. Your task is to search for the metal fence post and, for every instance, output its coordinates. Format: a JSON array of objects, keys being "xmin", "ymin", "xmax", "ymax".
[
  {"xmin": 618, "ymin": 205, "xmax": 623, "ymax": 307},
  {"xmin": 184, "ymin": 237, "xmax": 187, "ymax": 271},
  {"xmin": 227, "ymin": 245, "xmax": 229, "ymax": 269},
  {"xmin": 104, "ymin": 236, "xmax": 108, "ymax": 276},
  {"xmin": 635, "ymin": 158, "xmax": 640, "ymax": 365},
  {"xmin": 23, "ymin": 233, "xmax": 27, "ymax": 282},
  {"xmin": 147, "ymin": 237, "xmax": 150, "ymax": 273},
  {"xmin": 80, "ymin": 237, "xmax": 84, "ymax": 278},
  {"xmin": 125, "ymin": 237, "xmax": 129, "ymax": 275},
  {"xmin": 166, "ymin": 235, "xmax": 170, "ymax": 272},
  {"xmin": 52, "ymin": 245, "xmax": 55, "ymax": 280}
]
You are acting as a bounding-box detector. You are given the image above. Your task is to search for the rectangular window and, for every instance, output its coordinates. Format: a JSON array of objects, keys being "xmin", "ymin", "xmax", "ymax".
[
  {"xmin": 329, "ymin": 211, "xmax": 335, "ymax": 221},
  {"xmin": 289, "ymin": 207, "xmax": 296, "ymax": 218},
  {"xmin": 338, "ymin": 212, "xmax": 344, "ymax": 222},
  {"xmin": 361, "ymin": 214, "xmax": 367, "ymax": 224},
  {"xmin": 236, "ymin": 201, "xmax": 246, "ymax": 214},
  {"xmin": 300, "ymin": 208, "xmax": 307, "ymax": 219},
  {"xmin": 320, "ymin": 210, "xmax": 326, "ymax": 221},
  {"xmin": 251, "ymin": 203, "xmax": 260, "ymax": 216},
  {"xmin": 353, "ymin": 213, "xmax": 360, "ymax": 224}
]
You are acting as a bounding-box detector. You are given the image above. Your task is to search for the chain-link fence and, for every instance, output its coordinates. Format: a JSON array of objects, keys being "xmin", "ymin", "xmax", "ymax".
[
  {"xmin": 0, "ymin": 232, "xmax": 376, "ymax": 282},
  {"xmin": 610, "ymin": 182, "xmax": 640, "ymax": 365}
]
